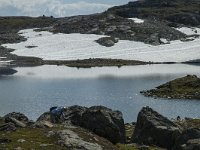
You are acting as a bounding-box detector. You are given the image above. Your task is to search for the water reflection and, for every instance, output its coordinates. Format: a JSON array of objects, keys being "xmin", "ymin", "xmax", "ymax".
[{"xmin": 0, "ymin": 67, "xmax": 17, "ymax": 76}]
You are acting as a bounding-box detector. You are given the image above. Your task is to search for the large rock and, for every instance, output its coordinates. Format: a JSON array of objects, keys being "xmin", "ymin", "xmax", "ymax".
[
  {"xmin": 80, "ymin": 106, "xmax": 125, "ymax": 144},
  {"xmin": 4, "ymin": 112, "xmax": 31, "ymax": 127},
  {"xmin": 38, "ymin": 105, "xmax": 126, "ymax": 144},
  {"xmin": 132, "ymin": 106, "xmax": 181, "ymax": 149},
  {"xmin": 4, "ymin": 112, "xmax": 29, "ymax": 123},
  {"xmin": 174, "ymin": 128, "xmax": 200, "ymax": 150}
]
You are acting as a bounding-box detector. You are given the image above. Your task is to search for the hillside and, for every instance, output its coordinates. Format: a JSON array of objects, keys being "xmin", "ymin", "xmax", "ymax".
[
  {"xmin": 0, "ymin": 0, "xmax": 200, "ymax": 67},
  {"xmin": 107, "ymin": 0, "xmax": 200, "ymax": 27}
]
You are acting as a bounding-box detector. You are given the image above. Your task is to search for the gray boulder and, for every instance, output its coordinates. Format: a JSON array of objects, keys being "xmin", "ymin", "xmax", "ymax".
[
  {"xmin": 5, "ymin": 117, "xmax": 26, "ymax": 128},
  {"xmin": 96, "ymin": 37, "xmax": 119, "ymax": 47},
  {"xmin": 4, "ymin": 112, "xmax": 29, "ymax": 124},
  {"xmin": 4, "ymin": 112, "xmax": 30, "ymax": 127},
  {"xmin": 80, "ymin": 106, "xmax": 125, "ymax": 144},
  {"xmin": 174, "ymin": 128, "xmax": 200, "ymax": 150},
  {"xmin": 132, "ymin": 106, "xmax": 181, "ymax": 149},
  {"xmin": 38, "ymin": 105, "xmax": 126, "ymax": 144}
]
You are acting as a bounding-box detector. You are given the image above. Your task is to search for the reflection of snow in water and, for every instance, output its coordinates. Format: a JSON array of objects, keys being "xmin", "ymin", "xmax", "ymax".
[
  {"xmin": 2, "ymin": 27, "xmax": 200, "ymax": 62},
  {"xmin": 0, "ymin": 57, "xmax": 12, "ymax": 66},
  {"xmin": 14, "ymin": 64, "xmax": 200, "ymax": 79}
]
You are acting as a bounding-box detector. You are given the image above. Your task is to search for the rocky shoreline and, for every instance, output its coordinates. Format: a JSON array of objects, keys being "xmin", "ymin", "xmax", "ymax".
[
  {"xmin": 1, "ymin": 105, "xmax": 200, "ymax": 150},
  {"xmin": 141, "ymin": 75, "xmax": 200, "ymax": 100}
]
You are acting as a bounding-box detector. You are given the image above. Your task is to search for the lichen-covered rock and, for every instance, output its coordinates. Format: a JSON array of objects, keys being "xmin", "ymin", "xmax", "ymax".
[
  {"xmin": 49, "ymin": 129, "xmax": 103, "ymax": 150},
  {"xmin": 48, "ymin": 127, "xmax": 118, "ymax": 150},
  {"xmin": 132, "ymin": 106, "xmax": 181, "ymax": 149}
]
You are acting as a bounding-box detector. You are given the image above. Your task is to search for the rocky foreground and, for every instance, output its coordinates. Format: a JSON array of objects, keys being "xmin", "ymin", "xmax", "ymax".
[
  {"xmin": 141, "ymin": 75, "xmax": 200, "ymax": 100},
  {"xmin": 1, "ymin": 105, "xmax": 200, "ymax": 150}
]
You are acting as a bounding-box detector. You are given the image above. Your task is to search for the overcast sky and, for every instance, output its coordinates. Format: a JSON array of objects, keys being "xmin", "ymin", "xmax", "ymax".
[{"xmin": 0, "ymin": 0, "xmax": 134, "ymax": 17}]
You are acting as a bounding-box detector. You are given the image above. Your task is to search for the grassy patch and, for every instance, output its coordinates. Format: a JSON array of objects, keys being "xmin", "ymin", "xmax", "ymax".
[{"xmin": 0, "ymin": 128, "xmax": 65, "ymax": 150}]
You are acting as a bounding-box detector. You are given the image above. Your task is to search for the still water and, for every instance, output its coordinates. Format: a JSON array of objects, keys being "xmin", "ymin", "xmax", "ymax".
[{"xmin": 0, "ymin": 64, "xmax": 200, "ymax": 122}]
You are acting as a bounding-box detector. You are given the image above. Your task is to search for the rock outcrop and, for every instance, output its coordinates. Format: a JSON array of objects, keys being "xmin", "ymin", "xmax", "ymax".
[
  {"xmin": 4, "ymin": 112, "xmax": 33, "ymax": 127},
  {"xmin": 107, "ymin": 0, "xmax": 200, "ymax": 27},
  {"xmin": 51, "ymin": 13, "xmax": 186, "ymax": 45},
  {"xmin": 141, "ymin": 75, "xmax": 200, "ymax": 100},
  {"xmin": 38, "ymin": 105, "xmax": 126, "ymax": 144},
  {"xmin": 132, "ymin": 107, "xmax": 181, "ymax": 149}
]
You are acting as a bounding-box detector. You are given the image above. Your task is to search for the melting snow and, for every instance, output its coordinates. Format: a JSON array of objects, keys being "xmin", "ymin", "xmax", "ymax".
[
  {"xmin": 176, "ymin": 27, "xmax": 200, "ymax": 35},
  {"xmin": 2, "ymin": 28, "xmax": 200, "ymax": 63},
  {"xmin": 128, "ymin": 18, "xmax": 144, "ymax": 23}
]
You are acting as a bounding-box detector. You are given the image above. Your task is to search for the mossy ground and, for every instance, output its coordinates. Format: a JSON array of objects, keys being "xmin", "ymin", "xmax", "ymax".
[
  {"xmin": 0, "ymin": 125, "xmax": 118, "ymax": 150},
  {"xmin": 0, "ymin": 128, "xmax": 65, "ymax": 150}
]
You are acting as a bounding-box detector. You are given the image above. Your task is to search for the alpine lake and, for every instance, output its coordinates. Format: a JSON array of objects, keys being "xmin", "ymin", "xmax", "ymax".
[{"xmin": 0, "ymin": 64, "xmax": 200, "ymax": 122}]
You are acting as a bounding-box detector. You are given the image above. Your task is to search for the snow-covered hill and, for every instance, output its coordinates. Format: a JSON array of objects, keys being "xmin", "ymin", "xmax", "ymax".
[{"xmin": 2, "ymin": 27, "xmax": 200, "ymax": 63}]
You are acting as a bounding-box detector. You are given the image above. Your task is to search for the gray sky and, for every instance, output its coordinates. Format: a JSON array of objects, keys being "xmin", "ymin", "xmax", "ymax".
[{"xmin": 0, "ymin": 0, "xmax": 135, "ymax": 17}]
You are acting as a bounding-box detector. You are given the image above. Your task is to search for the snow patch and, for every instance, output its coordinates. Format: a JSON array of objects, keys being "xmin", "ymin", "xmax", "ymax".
[
  {"xmin": 2, "ymin": 29, "xmax": 200, "ymax": 63},
  {"xmin": 128, "ymin": 18, "xmax": 144, "ymax": 23},
  {"xmin": 160, "ymin": 38, "xmax": 169, "ymax": 44},
  {"xmin": 176, "ymin": 27, "xmax": 200, "ymax": 35}
]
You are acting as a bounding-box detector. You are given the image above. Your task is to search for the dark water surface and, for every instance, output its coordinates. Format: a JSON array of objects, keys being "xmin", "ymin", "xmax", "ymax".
[{"xmin": 0, "ymin": 64, "xmax": 200, "ymax": 122}]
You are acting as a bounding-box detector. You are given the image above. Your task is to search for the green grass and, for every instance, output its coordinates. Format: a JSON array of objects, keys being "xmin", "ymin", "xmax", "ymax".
[{"xmin": 0, "ymin": 128, "xmax": 66, "ymax": 150}]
